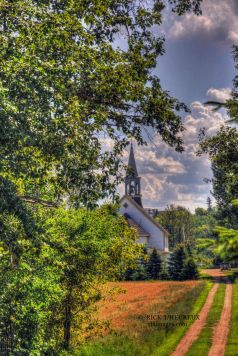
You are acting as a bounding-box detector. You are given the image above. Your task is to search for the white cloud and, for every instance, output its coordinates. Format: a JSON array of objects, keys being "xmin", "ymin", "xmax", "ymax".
[
  {"xmin": 207, "ymin": 87, "xmax": 232, "ymax": 102},
  {"xmin": 228, "ymin": 30, "xmax": 238, "ymax": 43},
  {"xmin": 118, "ymin": 92, "xmax": 227, "ymax": 211},
  {"xmin": 168, "ymin": 0, "xmax": 238, "ymax": 44}
]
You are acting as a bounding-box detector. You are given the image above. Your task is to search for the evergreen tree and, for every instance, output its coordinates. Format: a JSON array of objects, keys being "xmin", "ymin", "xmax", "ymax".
[
  {"xmin": 124, "ymin": 247, "xmax": 149, "ymax": 281},
  {"xmin": 130, "ymin": 264, "xmax": 149, "ymax": 281},
  {"xmin": 147, "ymin": 249, "xmax": 162, "ymax": 279},
  {"xmin": 159, "ymin": 261, "xmax": 170, "ymax": 280},
  {"xmin": 207, "ymin": 197, "xmax": 212, "ymax": 212},
  {"xmin": 181, "ymin": 257, "xmax": 199, "ymax": 280},
  {"xmin": 168, "ymin": 244, "xmax": 187, "ymax": 281}
]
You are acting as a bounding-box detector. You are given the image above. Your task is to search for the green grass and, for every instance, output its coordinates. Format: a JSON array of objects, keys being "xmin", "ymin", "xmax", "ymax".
[
  {"xmin": 151, "ymin": 281, "xmax": 212, "ymax": 356},
  {"xmin": 225, "ymin": 273, "xmax": 238, "ymax": 356},
  {"xmin": 74, "ymin": 281, "xmax": 212, "ymax": 356},
  {"xmin": 186, "ymin": 282, "xmax": 226, "ymax": 356}
]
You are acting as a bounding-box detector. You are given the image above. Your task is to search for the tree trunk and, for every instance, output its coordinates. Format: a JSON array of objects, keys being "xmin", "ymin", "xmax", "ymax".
[{"xmin": 63, "ymin": 289, "xmax": 72, "ymax": 350}]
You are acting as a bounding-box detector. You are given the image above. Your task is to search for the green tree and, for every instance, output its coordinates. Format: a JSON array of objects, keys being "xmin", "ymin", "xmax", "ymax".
[
  {"xmin": 157, "ymin": 205, "xmax": 194, "ymax": 249},
  {"xmin": 168, "ymin": 244, "xmax": 198, "ymax": 280},
  {"xmin": 147, "ymin": 248, "xmax": 162, "ymax": 279},
  {"xmin": 0, "ymin": 204, "xmax": 141, "ymax": 352},
  {"xmin": 192, "ymin": 207, "xmax": 219, "ymax": 267},
  {"xmin": 207, "ymin": 197, "xmax": 212, "ymax": 211},
  {"xmin": 0, "ymin": 0, "xmax": 204, "ymax": 352},
  {"xmin": 168, "ymin": 244, "xmax": 187, "ymax": 281},
  {"xmin": 204, "ymin": 45, "xmax": 238, "ymax": 125},
  {"xmin": 215, "ymin": 226, "xmax": 238, "ymax": 262},
  {"xmin": 159, "ymin": 261, "xmax": 170, "ymax": 280},
  {"xmin": 198, "ymin": 126, "xmax": 238, "ymax": 228},
  {"xmin": 0, "ymin": 0, "xmax": 198, "ymax": 210},
  {"xmin": 198, "ymin": 46, "xmax": 238, "ymax": 263},
  {"xmin": 181, "ymin": 257, "xmax": 199, "ymax": 280},
  {"xmin": 123, "ymin": 247, "xmax": 149, "ymax": 281},
  {"xmin": 0, "ymin": 196, "xmax": 63, "ymax": 353},
  {"xmin": 41, "ymin": 205, "xmax": 141, "ymax": 350},
  {"xmin": 201, "ymin": 46, "xmax": 238, "ymax": 227},
  {"xmin": 193, "ymin": 207, "xmax": 217, "ymax": 239}
]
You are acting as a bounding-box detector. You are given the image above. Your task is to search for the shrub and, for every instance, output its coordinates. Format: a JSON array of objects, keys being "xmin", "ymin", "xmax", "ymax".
[
  {"xmin": 168, "ymin": 244, "xmax": 198, "ymax": 281},
  {"xmin": 159, "ymin": 261, "xmax": 170, "ymax": 280},
  {"xmin": 147, "ymin": 249, "xmax": 162, "ymax": 279},
  {"xmin": 181, "ymin": 257, "xmax": 199, "ymax": 280},
  {"xmin": 168, "ymin": 244, "xmax": 187, "ymax": 281}
]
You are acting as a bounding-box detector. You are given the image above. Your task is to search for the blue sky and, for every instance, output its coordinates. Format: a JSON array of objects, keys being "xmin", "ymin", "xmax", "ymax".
[{"xmin": 119, "ymin": 0, "xmax": 237, "ymax": 212}]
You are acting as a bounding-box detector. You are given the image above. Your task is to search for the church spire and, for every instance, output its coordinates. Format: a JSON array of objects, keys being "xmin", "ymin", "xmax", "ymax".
[
  {"xmin": 127, "ymin": 143, "xmax": 138, "ymax": 176},
  {"xmin": 125, "ymin": 143, "xmax": 142, "ymax": 206}
]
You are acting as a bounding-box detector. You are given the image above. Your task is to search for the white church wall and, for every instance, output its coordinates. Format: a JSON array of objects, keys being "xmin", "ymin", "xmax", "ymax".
[
  {"xmin": 139, "ymin": 236, "xmax": 148, "ymax": 244},
  {"xmin": 120, "ymin": 197, "xmax": 165, "ymax": 251}
]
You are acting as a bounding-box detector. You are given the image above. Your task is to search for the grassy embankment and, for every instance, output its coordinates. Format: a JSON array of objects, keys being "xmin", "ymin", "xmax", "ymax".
[{"xmin": 76, "ymin": 281, "xmax": 212, "ymax": 356}]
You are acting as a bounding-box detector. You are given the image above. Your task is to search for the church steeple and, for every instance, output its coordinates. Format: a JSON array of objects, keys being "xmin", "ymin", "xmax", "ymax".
[
  {"xmin": 127, "ymin": 144, "xmax": 138, "ymax": 176},
  {"xmin": 125, "ymin": 144, "xmax": 142, "ymax": 207}
]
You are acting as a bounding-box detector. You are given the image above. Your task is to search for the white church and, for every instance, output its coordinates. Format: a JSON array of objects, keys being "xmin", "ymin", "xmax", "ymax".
[{"xmin": 120, "ymin": 144, "xmax": 169, "ymax": 254}]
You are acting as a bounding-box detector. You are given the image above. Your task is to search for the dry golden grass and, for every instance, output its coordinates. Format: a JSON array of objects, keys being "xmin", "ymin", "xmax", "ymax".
[{"xmin": 98, "ymin": 281, "xmax": 201, "ymax": 338}]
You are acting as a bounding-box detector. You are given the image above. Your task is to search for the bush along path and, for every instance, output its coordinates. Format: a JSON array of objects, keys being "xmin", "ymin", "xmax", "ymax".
[{"xmin": 171, "ymin": 269, "xmax": 233, "ymax": 356}]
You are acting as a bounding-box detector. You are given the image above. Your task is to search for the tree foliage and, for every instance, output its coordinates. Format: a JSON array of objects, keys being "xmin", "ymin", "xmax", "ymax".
[
  {"xmin": 198, "ymin": 126, "xmax": 238, "ymax": 227},
  {"xmin": 201, "ymin": 47, "xmax": 238, "ymax": 226},
  {"xmin": 0, "ymin": 205, "xmax": 141, "ymax": 352},
  {"xmin": 0, "ymin": 0, "xmax": 205, "ymax": 352},
  {"xmin": 200, "ymin": 46, "xmax": 238, "ymax": 263},
  {"xmin": 168, "ymin": 244, "xmax": 187, "ymax": 280},
  {"xmin": 168, "ymin": 244, "xmax": 198, "ymax": 280},
  {"xmin": 181, "ymin": 257, "xmax": 199, "ymax": 280},
  {"xmin": 215, "ymin": 226, "xmax": 238, "ymax": 262},
  {"xmin": 123, "ymin": 247, "xmax": 149, "ymax": 281},
  {"xmin": 0, "ymin": 0, "xmax": 196, "ymax": 208},
  {"xmin": 147, "ymin": 248, "xmax": 162, "ymax": 279},
  {"xmin": 123, "ymin": 248, "xmax": 166, "ymax": 281},
  {"xmin": 156, "ymin": 205, "xmax": 194, "ymax": 249},
  {"xmin": 192, "ymin": 207, "xmax": 218, "ymax": 266},
  {"xmin": 168, "ymin": 0, "xmax": 202, "ymax": 15},
  {"xmin": 193, "ymin": 207, "xmax": 217, "ymax": 240}
]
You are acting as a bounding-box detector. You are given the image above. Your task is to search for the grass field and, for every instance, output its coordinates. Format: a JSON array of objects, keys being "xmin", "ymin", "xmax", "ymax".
[
  {"xmin": 76, "ymin": 280, "xmax": 212, "ymax": 356},
  {"xmin": 225, "ymin": 272, "xmax": 238, "ymax": 356},
  {"xmin": 186, "ymin": 282, "xmax": 226, "ymax": 356}
]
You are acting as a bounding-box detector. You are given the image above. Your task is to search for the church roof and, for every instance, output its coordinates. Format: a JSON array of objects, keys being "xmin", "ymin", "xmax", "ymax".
[
  {"xmin": 123, "ymin": 213, "xmax": 150, "ymax": 237},
  {"xmin": 120, "ymin": 195, "xmax": 169, "ymax": 236},
  {"xmin": 127, "ymin": 144, "xmax": 138, "ymax": 176}
]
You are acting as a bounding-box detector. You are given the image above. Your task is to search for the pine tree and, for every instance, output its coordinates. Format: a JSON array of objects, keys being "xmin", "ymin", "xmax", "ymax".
[
  {"xmin": 168, "ymin": 244, "xmax": 187, "ymax": 281},
  {"xmin": 147, "ymin": 249, "xmax": 162, "ymax": 280},
  {"xmin": 159, "ymin": 261, "xmax": 170, "ymax": 280},
  {"xmin": 181, "ymin": 258, "xmax": 199, "ymax": 280},
  {"xmin": 124, "ymin": 247, "xmax": 149, "ymax": 281},
  {"xmin": 207, "ymin": 197, "xmax": 212, "ymax": 212},
  {"xmin": 130, "ymin": 264, "xmax": 149, "ymax": 281}
]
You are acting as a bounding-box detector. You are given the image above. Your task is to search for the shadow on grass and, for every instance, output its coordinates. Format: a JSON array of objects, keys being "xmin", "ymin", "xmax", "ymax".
[
  {"xmin": 200, "ymin": 270, "xmax": 238, "ymax": 284},
  {"xmin": 226, "ymin": 271, "xmax": 238, "ymax": 283},
  {"xmin": 199, "ymin": 274, "xmax": 214, "ymax": 282}
]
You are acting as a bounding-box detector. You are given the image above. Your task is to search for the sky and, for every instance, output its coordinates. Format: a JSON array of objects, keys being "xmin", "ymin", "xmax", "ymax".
[{"xmin": 118, "ymin": 0, "xmax": 237, "ymax": 212}]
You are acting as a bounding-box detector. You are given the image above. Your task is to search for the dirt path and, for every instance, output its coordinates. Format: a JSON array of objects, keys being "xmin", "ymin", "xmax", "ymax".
[
  {"xmin": 171, "ymin": 269, "xmax": 232, "ymax": 356},
  {"xmin": 171, "ymin": 283, "xmax": 219, "ymax": 356},
  {"xmin": 208, "ymin": 278, "xmax": 232, "ymax": 356}
]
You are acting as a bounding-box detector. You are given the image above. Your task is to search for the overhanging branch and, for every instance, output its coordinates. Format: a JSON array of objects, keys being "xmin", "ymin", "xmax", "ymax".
[{"xmin": 18, "ymin": 195, "xmax": 59, "ymax": 208}]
